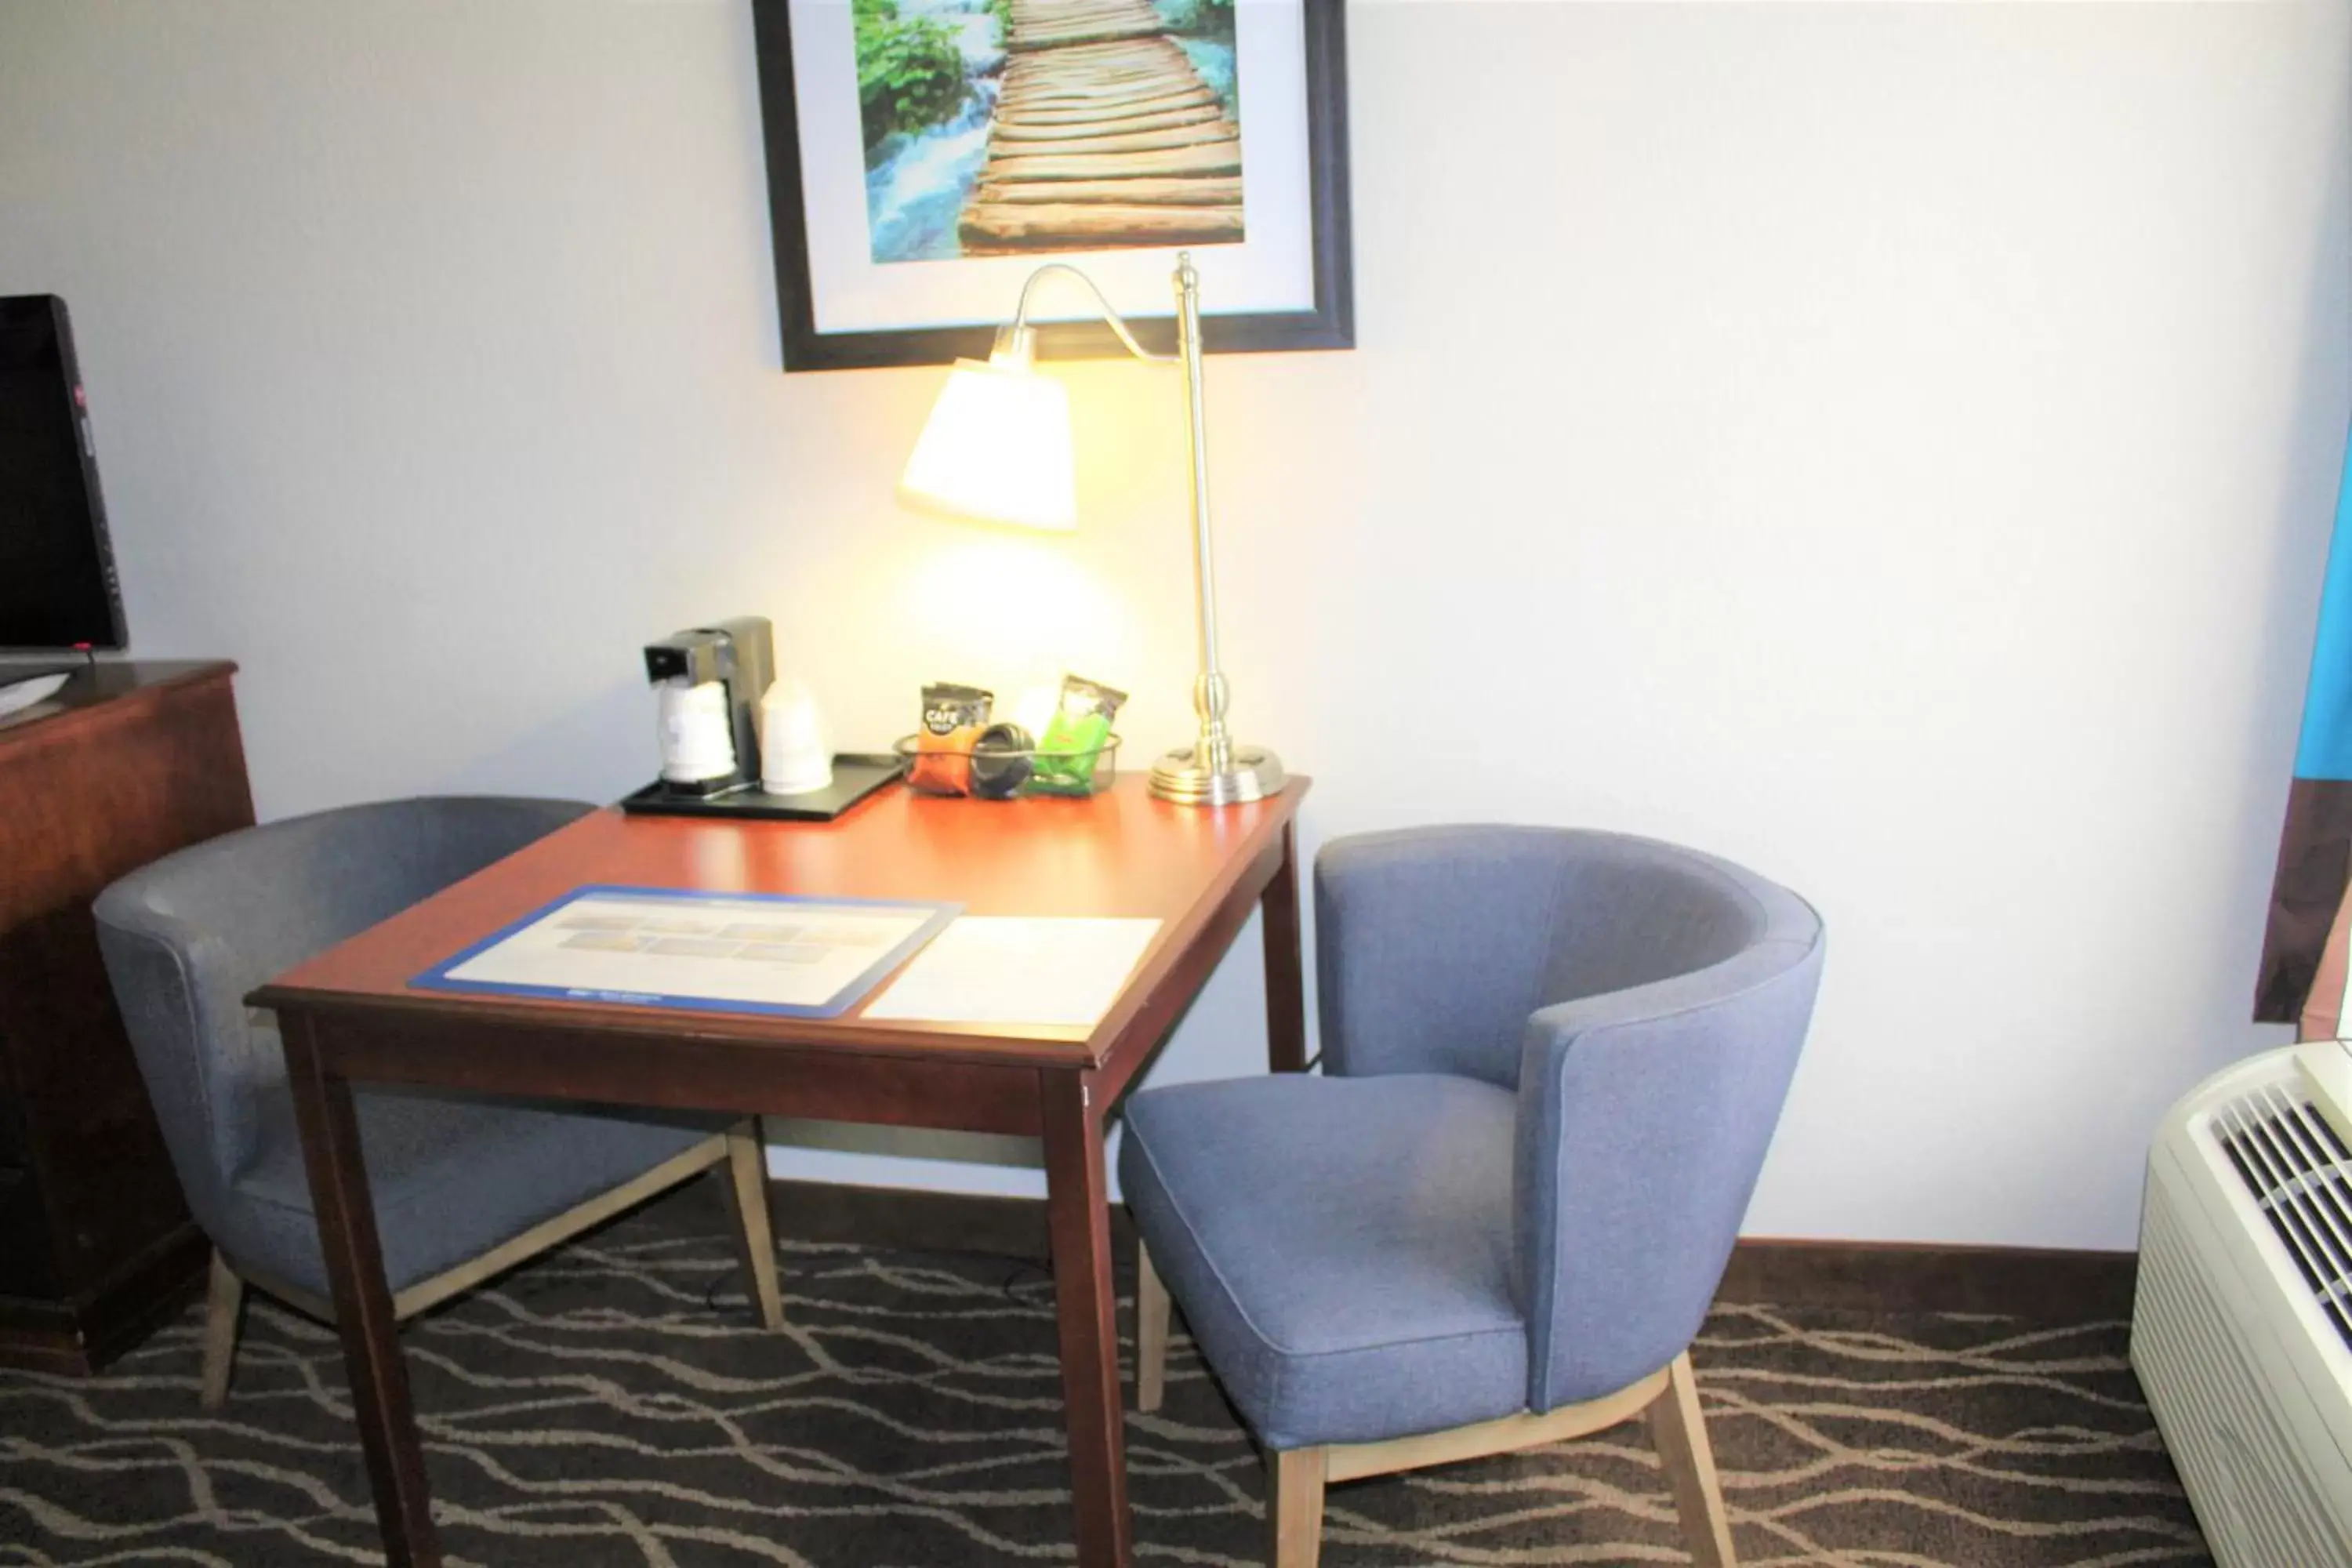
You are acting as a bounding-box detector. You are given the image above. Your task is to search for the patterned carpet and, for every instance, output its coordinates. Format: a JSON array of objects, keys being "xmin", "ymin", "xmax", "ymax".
[{"xmin": 0, "ymin": 1182, "xmax": 2211, "ymax": 1567}]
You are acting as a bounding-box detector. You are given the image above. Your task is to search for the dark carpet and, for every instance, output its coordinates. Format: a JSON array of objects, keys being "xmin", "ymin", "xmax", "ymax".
[{"xmin": 0, "ymin": 1182, "xmax": 2211, "ymax": 1566}]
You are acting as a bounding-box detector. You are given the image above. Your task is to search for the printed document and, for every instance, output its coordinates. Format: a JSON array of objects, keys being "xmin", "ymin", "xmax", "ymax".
[{"xmin": 415, "ymin": 887, "xmax": 956, "ymax": 1018}]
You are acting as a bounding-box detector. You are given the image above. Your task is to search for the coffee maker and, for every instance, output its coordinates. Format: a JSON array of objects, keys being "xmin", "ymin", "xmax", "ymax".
[{"xmin": 644, "ymin": 615, "xmax": 773, "ymax": 797}]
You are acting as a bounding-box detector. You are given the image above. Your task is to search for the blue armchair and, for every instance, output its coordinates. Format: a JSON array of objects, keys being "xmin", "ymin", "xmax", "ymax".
[
  {"xmin": 93, "ymin": 797, "xmax": 786, "ymax": 1409},
  {"xmin": 1120, "ymin": 826, "xmax": 1824, "ymax": 1566}
]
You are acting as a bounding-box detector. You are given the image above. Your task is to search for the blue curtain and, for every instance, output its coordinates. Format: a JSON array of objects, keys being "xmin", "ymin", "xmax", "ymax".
[{"xmin": 2257, "ymin": 431, "xmax": 2352, "ymax": 1020}]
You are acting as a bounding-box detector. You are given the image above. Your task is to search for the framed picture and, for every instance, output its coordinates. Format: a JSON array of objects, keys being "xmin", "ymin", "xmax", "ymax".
[{"xmin": 748, "ymin": 0, "xmax": 1352, "ymax": 371}]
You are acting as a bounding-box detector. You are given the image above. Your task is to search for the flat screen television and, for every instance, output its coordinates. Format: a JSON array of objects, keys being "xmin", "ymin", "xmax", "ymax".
[{"xmin": 0, "ymin": 295, "xmax": 126, "ymax": 651}]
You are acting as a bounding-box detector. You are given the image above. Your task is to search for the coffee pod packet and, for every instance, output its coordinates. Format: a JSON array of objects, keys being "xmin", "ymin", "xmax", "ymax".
[
  {"xmin": 910, "ymin": 683, "xmax": 992, "ymax": 794},
  {"xmin": 1029, "ymin": 675, "xmax": 1126, "ymax": 796}
]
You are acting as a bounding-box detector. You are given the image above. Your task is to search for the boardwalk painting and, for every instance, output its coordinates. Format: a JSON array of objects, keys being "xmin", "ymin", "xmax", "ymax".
[{"xmin": 857, "ymin": 0, "xmax": 1241, "ymax": 263}]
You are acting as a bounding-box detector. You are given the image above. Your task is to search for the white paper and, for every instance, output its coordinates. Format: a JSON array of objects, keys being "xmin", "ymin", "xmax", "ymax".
[
  {"xmin": 439, "ymin": 891, "xmax": 942, "ymax": 1012},
  {"xmin": 864, "ymin": 916, "xmax": 1163, "ymax": 1028}
]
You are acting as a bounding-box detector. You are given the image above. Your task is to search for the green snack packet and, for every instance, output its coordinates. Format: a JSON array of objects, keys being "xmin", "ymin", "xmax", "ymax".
[{"xmin": 1029, "ymin": 675, "xmax": 1127, "ymax": 796}]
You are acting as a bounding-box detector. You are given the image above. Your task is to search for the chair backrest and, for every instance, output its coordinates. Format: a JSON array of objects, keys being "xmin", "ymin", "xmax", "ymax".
[
  {"xmin": 1316, "ymin": 826, "xmax": 1769, "ymax": 1089},
  {"xmin": 1533, "ymin": 836, "xmax": 1769, "ymax": 1010},
  {"xmin": 92, "ymin": 796, "xmax": 592, "ymax": 1235}
]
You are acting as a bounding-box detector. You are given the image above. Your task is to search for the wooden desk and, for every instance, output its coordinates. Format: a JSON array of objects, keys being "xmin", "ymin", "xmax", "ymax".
[{"xmin": 252, "ymin": 775, "xmax": 1310, "ymax": 1568}]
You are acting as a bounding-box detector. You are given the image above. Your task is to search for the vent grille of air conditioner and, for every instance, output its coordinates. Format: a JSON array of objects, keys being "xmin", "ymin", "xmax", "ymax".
[
  {"xmin": 2136, "ymin": 1179, "xmax": 2338, "ymax": 1566},
  {"xmin": 2210, "ymin": 1084, "xmax": 2352, "ymax": 1356}
]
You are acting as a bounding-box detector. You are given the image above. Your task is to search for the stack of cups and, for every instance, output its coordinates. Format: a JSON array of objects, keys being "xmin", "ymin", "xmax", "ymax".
[
  {"xmin": 658, "ymin": 678, "xmax": 738, "ymax": 785},
  {"xmin": 760, "ymin": 677, "xmax": 833, "ymax": 795}
]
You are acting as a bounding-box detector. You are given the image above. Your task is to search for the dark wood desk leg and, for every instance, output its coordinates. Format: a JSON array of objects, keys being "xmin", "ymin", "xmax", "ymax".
[
  {"xmin": 281, "ymin": 1013, "xmax": 442, "ymax": 1567},
  {"xmin": 1262, "ymin": 818, "xmax": 1308, "ymax": 1073},
  {"xmin": 1042, "ymin": 1070, "xmax": 1132, "ymax": 1568}
]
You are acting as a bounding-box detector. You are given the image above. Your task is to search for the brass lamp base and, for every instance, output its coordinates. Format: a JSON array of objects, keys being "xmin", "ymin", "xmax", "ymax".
[{"xmin": 1149, "ymin": 743, "xmax": 1287, "ymax": 807}]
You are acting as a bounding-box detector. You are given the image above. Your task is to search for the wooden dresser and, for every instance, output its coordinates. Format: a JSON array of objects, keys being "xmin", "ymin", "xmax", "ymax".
[{"xmin": 0, "ymin": 661, "xmax": 255, "ymax": 1372}]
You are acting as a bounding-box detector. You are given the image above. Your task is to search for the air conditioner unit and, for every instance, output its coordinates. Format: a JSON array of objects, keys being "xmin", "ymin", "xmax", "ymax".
[{"xmin": 2132, "ymin": 1040, "xmax": 2352, "ymax": 1564}]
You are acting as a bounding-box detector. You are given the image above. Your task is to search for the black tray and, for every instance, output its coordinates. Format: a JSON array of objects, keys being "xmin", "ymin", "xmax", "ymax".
[{"xmin": 619, "ymin": 753, "xmax": 906, "ymax": 823}]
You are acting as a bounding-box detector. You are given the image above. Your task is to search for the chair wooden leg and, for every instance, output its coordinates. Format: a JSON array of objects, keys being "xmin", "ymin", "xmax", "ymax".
[
  {"xmin": 1266, "ymin": 1446, "xmax": 1327, "ymax": 1568},
  {"xmin": 1648, "ymin": 1350, "xmax": 1736, "ymax": 1567},
  {"xmin": 198, "ymin": 1250, "xmax": 244, "ymax": 1410},
  {"xmin": 1136, "ymin": 1240, "xmax": 1170, "ymax": 1413},
  {"xmin": 723, "ymin": 1120, "xmax": 785, "ymax": 1330}
]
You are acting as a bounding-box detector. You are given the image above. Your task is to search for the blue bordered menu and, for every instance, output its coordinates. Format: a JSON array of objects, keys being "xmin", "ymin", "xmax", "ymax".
[{"xmin": 412, "ymin": 885, "xmax": 960, "ymax": 1019}]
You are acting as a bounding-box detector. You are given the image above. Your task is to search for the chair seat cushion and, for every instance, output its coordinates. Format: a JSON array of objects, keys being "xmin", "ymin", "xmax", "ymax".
[
  {"xmin": 1119, "ymin": 1073, "xmax": 1527, "ymax": 1449},
  {"xmin": 227, "ymin": 1084, "xmax": 713, "ymax": 1300}
]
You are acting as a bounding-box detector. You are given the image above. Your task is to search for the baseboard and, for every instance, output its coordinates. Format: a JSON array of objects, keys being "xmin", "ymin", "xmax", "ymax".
[
  {"xmin": 0, "ymin": 1222, "xmax": 210, "ymax": 1376},
  {"xmin": 770, "ymin": 1177, "xmax": 1130, "ymax": 1262},
  {"xmin": 1717, "ymin": 1236, "xmax": 2137, "ymax": 1319},
  {"xmin": 767, "ymin": 1178, "xmax": 2135, "ymax": 1320}
]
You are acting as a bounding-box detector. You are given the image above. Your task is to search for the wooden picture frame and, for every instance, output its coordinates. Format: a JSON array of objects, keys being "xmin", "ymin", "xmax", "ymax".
[{"xmin": 748, "ymin": 0, "xmax": 1353, "ymax": 371}]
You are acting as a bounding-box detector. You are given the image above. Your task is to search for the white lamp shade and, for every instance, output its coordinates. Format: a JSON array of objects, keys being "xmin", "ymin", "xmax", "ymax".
[{"xmin": 899, "ymin": 357, "xmax": 1078, "ymax": 532}]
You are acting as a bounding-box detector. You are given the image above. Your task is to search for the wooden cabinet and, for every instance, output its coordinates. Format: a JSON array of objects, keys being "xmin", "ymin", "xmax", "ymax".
[{"xmin": 0, "ymin": 662, "xmax": 255, "ymax": 1372}]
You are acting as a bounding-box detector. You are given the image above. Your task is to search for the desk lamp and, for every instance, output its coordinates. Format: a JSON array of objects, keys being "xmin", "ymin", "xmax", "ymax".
[{"xmin": 900, "ymin": 252, "xmax": 1284, "ymax": 808}]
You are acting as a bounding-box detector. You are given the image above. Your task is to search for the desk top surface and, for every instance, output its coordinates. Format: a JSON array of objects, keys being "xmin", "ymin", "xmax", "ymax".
[{"xmin": 256, "ymin": 774, "xmax": 1308, "ymax": 1068}]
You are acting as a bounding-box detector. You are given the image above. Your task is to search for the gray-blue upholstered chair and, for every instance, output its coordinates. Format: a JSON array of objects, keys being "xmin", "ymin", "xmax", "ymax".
[
  {"xmin": 93, "ymin": 796, "xmax": 785, "ymax": 1409},
  {"xmin": 1122, "ymin": 826, "xmax": 1824, "ymax": 1568}
]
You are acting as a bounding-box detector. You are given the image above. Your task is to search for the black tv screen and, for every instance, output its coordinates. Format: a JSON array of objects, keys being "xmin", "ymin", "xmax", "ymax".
[{"xmin": 0, "ymin": 296, "xmax": 125, "ymax": 650}]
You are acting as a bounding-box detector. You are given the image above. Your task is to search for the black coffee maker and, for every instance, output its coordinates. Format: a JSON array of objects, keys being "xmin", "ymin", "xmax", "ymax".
[{"xmin": 643, "ymin": 615, "xmax": 774, "ymax": 797}]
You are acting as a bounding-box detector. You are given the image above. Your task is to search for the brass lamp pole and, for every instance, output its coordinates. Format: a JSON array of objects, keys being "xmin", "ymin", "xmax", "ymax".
[{"xmin": 899, "ymin": 252, "xmax": 1285, "ymax": 807}]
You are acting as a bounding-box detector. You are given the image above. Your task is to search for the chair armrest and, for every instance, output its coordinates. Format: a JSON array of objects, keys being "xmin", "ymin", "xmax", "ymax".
[
  {"xmin": 1513, "ymin": 930, "xmax": 1824, "ymax": 1412},
  {"xmin": 92, "ymin": 895, "xmax": 276, "ymax": 1218},
  {"xmin": 1316, "ymin": 826, "xmax": 1585, "ymax": 1087}
]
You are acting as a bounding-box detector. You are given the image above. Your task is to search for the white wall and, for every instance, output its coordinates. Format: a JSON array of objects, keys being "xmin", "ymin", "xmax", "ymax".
[{"xmin": 3, "ymin": 0, "xmax": 2345, "ymax": 1250}]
